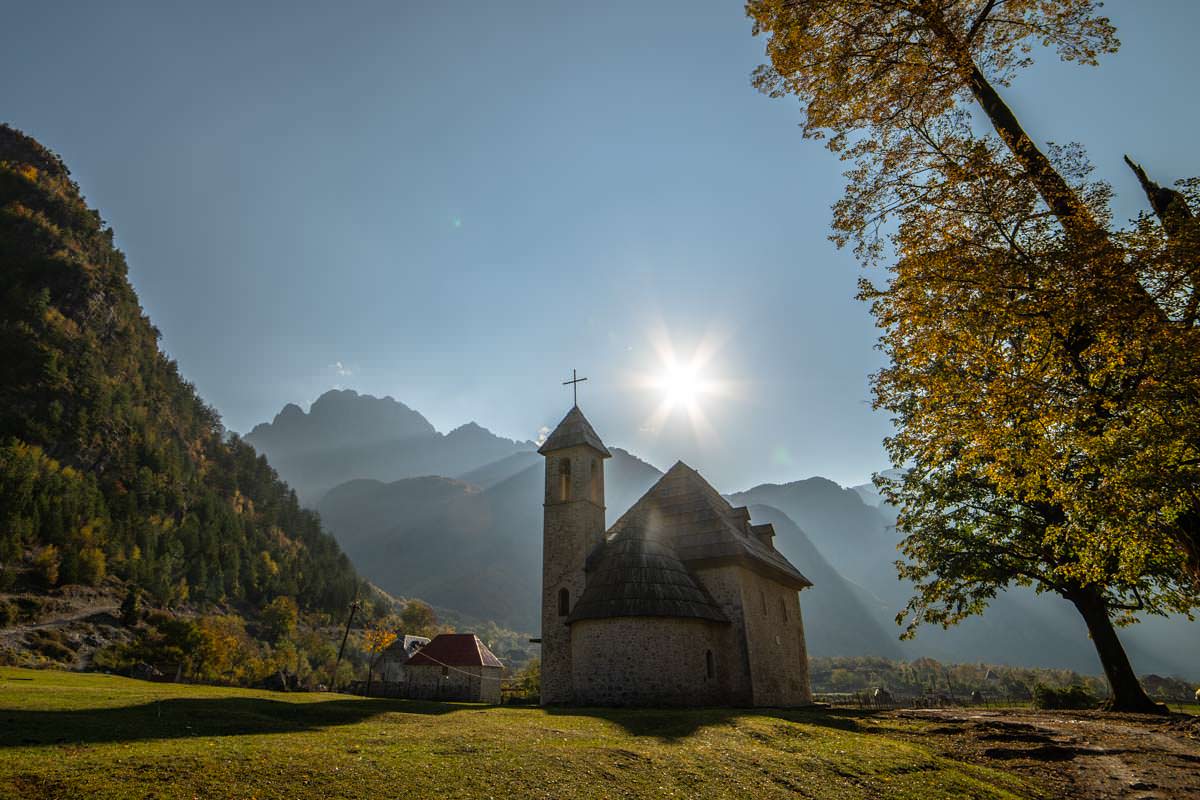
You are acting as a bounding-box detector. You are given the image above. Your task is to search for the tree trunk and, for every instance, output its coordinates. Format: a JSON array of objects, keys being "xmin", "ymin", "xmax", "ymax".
[
  {"xmin": 1067, "ymin": 587, "xmax": 1166, "ymax": 714},
  {"xmin": 965, "ymin": 65, "xmax": 1104, "ymax": 244},
  {"xmin": 918, "ymin": 6, "xmax": 1104, "ymax": 243}
]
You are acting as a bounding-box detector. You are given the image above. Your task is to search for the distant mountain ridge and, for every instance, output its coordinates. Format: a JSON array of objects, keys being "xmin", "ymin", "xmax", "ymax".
[
  {"xmin": 727, "ymin": 477, "xmax": 898, "ymax": 589},
  {"xmin": 245, "ymin": 390, "xmax": 535, "ymax": 504},
  {"xmin": 317, "ymin": 447, "xmax": 664, "ymax": 630},
  {"xmin": 248, "ymin": 390, "xmax": 436, "ymax": 456}
]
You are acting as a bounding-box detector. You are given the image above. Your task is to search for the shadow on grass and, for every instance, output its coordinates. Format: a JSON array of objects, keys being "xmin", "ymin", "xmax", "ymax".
[
  {"xmin": 0, "ymin": 695, "xmax": 467, "ymax": 747},
  {"xmin": 542, "ymin": 704, "xmax": 883, "ymax": 741},
  {"xmin": 1, "ymin": 693, "xmax": 886, "ymax": 747}
]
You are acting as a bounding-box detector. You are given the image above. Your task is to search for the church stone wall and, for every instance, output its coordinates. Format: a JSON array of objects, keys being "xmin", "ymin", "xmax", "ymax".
[
  {"xmin": 541, "ymin": 443, "xmax": 607, "ymax": 705},
  {"xmin": 690, "ymin": 564, "xmax": 754, "ymax": 705},
  {"xmin": 734, "ymin": 567, "xmax": 811, "ymax": 706},
  {"xmin": 691, "ymin": 562, "xmax": 811, "ymax": 707},
  {"xmin": 570, "ymin": 617, "xmax": 731, "ymax": 706}
]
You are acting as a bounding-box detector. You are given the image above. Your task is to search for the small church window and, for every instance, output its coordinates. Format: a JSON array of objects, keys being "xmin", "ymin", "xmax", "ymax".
[
  {"xmin": 760, "ymin": 591, "xmax": 767, "ymax": 615},
  {"xmin": 558, "ymin": 587, "xmax": 570, "ymax": 617},
  {"xmin": 705, "ymin": 649, "xmax": 714, "ymax": 679},
  {"xmin": 441, "ymin": 666, "xmax": 448, "ymax": 678},
  {"xmin": 780, "ymin": 597, "xmax": 788, "ymax": 621},
  {"xmin": 558, "ymin": 458, "xmax": 571, "ymax": 501}
]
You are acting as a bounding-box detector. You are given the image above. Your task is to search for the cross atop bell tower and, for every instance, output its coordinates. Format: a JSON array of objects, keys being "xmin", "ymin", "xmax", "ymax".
[{"xmin": 562, "ymin": 369, "xmax": 587, "ymax": 407}]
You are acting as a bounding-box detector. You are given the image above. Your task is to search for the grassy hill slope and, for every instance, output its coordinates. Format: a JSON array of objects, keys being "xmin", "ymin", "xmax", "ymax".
[{"xmin": 0, "ymin": 668, "xmax": 1042, "ymax": 800}]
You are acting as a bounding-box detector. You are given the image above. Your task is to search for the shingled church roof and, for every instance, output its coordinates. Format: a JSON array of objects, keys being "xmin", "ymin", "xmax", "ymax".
[
  {"xmin": 538, "ymin": 405, "xmax": 612, "ymax": 457},
  {"xmin": 567, "ymin": 525, "xmax": 729, "ymax": 623},
  {"xmin": 568, "ymin": 462, "xmax": 811, "ymax": 624}
]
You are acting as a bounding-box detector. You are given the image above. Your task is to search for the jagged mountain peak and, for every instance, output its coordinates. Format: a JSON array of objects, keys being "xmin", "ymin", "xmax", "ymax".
[
  {"xmin": 446, "ymin": 420, "xmax": 526, "ymax": 443},
  {"xmin": 735, "ymin": 475, "xmax": 849, "ymax": 496},
  {"xmin": 276, "ymin": 402, "xmax": 305, "ymax": 421},
  {"xmin": 245, "ymin": 392, "xmax": 535, "ymax": 504}
]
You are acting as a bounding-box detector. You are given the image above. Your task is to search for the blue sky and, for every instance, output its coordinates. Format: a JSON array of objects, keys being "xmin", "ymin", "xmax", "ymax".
[{"xmin": 3, "ymin": 1, "xmax": 1197, "ymax": 490}]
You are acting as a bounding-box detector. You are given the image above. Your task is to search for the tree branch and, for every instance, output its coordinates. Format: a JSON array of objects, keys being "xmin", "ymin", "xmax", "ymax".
[{"xmin": 965, "ymin": 0, "xmax": 998, "ymax": 45}]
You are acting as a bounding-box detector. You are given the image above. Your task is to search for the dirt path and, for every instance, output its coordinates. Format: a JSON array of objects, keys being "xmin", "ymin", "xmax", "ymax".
[
  {"xmin": 0, "ymin": 599, "xmax": 119, "ymax": 639},
  {"xmin": 895, "ymin": 708, "xmax": 1200, "ymax": 799},
  {"xmin": 1, "ymin": 591, "xmax": 123, "ymax": 670}
]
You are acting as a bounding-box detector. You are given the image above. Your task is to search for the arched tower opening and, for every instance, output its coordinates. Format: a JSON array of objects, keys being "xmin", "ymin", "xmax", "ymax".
[{"xmin": 558, "ymin": 458, "xmax": 571, "ymax": 502}]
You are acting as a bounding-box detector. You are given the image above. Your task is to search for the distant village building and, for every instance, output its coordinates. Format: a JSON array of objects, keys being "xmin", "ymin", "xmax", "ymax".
[
  {"xmin": 401, "ymin": 633, "xmax": 503, "ymax": 703},
  {"xmin": 374, "ymin": 635, "xmax": 431, "ymax": 683},
  {"xmin": 539, "ymin": 405, "xmax": 814, "ymax": 707}
]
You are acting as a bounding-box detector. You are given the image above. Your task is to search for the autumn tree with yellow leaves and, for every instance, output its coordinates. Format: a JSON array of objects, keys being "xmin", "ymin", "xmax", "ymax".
[
  {"xmin": 362, "ymin": 624, "xmax": 398, "ymax": 696},
  {"xmin": 748, "ymin": 0, "xmax": 1199, "ymax": 712}
]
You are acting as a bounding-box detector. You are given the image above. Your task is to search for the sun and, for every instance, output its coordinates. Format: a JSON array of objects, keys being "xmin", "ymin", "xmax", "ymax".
[
  {"xmin": 658, "ymin": 364, "xmax": 703, "ymax": 410},
  {"xmin": 630, "ymin": 327, "xmax": 736, "ymax": 442}
]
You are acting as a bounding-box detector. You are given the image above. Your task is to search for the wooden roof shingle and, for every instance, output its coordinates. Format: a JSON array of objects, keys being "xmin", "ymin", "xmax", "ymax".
[
  {"xmin": 567, "ymin": 527, "xmax": 729, "ymax": 623},
  {"xmin": 537, "ymin": 406, "xmax": 612, "ymax": 457},
  {"xmin": 569, "ymin": 461, "xmax": 812, "ymax": 624}
]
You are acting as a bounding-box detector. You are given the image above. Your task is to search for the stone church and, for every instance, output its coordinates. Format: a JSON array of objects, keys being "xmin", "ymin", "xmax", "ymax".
[{"xmin": 539, "ymin": 404, "xmax": 813, "ymax": 707}]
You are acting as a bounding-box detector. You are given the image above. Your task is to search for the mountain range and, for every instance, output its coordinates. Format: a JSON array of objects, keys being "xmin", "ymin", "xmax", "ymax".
[
  {"xmin": 245, "ymin": 389, "xmax": 535, "ymax": 504},
  {"xmin": 258, "ymin": 392, "xmax": 1200, "ymax": 678}
]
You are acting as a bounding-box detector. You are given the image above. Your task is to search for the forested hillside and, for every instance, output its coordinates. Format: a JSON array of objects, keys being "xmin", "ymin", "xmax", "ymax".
[{"xmin": 0, "ymin": 125, "xmax": 360, "ymax": 616}]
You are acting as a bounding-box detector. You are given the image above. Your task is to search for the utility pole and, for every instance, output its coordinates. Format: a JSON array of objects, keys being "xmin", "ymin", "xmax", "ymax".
[{"xmin": 331, "ymin": 597, "xmax": 361, "ymax": 691}]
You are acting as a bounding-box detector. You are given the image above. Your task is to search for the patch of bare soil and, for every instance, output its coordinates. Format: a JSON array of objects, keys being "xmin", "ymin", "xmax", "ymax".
[
  {"xmin": 892, "ymin": 708, "xmax": 1200, "ymax": 799},
  {"xmin": 0, "ymin": 581, "xmax": 126, "ymax": 668}
]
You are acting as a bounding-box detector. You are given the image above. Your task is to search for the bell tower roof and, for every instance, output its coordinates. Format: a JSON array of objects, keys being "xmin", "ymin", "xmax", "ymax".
[{"xmin": 538, "ymin": 406, "xmax": 611, "ymax": 458}]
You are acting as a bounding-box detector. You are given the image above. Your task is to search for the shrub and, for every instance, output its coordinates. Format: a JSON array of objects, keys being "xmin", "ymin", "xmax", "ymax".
[
  {"xmin": 27, "ymin": 629, "xmax": 78, "ymax": 662},
  {"xmin": 1032, "ymin": 683, "xmax": 1098, "ymax": 710},
  {"xmin": 32, "ymin": 545, "xmax": 60, "ymax": 587},
  {"xmin": 261, "ymin": 596, "xmax": 298, "ymax": 643},
  {"xmin": 16, "ymin": 596, "xmax": 44, "ymax": 621},
  {"xmin": 0, "ymin": 601, "xmax": 16, "ymax": 628},
  {"xmin": 76, "ymin": 546, "xmax": 106, "ymax": 585},
  {"xmin": 120, "ymin": 587, "xmax": 142, "ymax": 626}
]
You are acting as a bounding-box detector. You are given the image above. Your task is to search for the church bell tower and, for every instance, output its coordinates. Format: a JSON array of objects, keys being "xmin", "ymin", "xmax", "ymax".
[{"xmin": 538, "ymin": 403, "xmax": 610, "ymax": 705}]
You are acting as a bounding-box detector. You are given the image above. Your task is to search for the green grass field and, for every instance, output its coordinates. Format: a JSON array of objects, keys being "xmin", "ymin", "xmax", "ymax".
[{"xmin": 0, "ymin": 668, "xmax": 1048, "ymax": 799}]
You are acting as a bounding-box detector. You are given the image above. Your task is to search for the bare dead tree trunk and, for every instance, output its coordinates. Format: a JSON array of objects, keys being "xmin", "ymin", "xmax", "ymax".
[{"xmin": 1125, "ymin": 155, "xmax": 1195, "ymax": 237}]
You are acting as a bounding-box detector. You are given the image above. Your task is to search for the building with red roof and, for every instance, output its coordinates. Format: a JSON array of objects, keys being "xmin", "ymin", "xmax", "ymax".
[{"xmin": 401, "ymin": 633, "xmax": 503, "ymax": 703}]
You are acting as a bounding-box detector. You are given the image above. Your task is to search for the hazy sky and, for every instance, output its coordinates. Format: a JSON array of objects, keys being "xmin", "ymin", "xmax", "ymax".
[{"xmin": 3, "ymin": 1, "xmax": 1197, "ymax": 490}]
